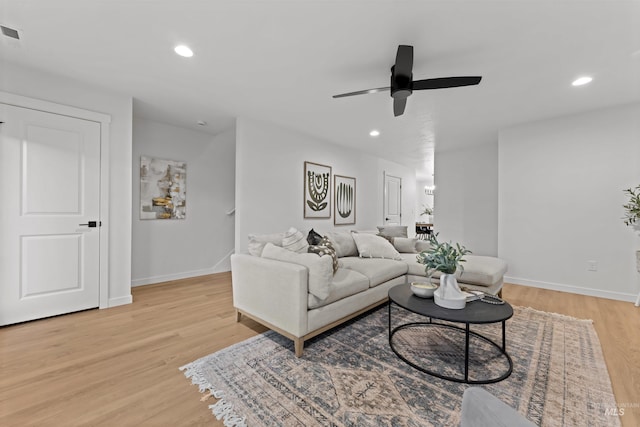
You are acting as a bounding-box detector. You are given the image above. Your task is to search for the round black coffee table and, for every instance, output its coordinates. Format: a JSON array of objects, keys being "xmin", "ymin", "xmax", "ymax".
[{"xmin": 388, "ymin": 284, "xmax": 513, "ymax": 384}]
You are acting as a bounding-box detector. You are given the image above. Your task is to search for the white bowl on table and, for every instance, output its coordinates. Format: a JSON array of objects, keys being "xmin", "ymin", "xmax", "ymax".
[{"xmin": 410, "ymin": 282, "xmax": 438, "ymax": 298}]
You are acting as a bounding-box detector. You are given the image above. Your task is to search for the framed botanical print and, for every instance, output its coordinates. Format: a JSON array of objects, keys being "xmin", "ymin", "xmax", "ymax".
[
  {"xmin": 304, "ymin": 161, "xmax": 331, "ymax": 218},
  {"xmin": 334, "ymin": 175, "xmax": 356, "ymax": 225}
]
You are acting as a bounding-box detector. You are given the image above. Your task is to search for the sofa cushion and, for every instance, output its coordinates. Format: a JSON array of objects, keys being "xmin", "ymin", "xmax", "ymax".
[
  {"xmin": 247, "ymin": 232, "xmax": 285, "ymax": 256},
  {"xmin": 456, "ymin": 255, "xmax": 508, "ymax": 287},
  {"xmin": 307, "ymin": 268, "xmax": 370, "ymax": 309},
  {"xmin": 262, "ymin": 243, "xmax": 333, "ymax": 300},
  {"xmin": 393, "ymin": 237, "xmax": 418, "ymax": 253},
  {"xmin": 282, "ymin": 227, "xmax": 309, "ymax": 253},
  {"xmin": 325, "ymin": 231, "xmax": 358, "ymax": 258},
  {"xmin": 377, "ymin": 225, "xmax": 408, "ymax": 238},
  {"xmin": 351, "ymin": 232, "xmax": 402, "ymax": 260},
  {"xmin": 398, "ymin": 253, "xmax": 508, "ymax": 287},
  {"xmin": 339, "ymin": 257, "xmax": 408, "ymax": 287},
  {"xmin": 398, "ymin": 253, "xmax": 428, "ymax": 276},
  {"xmin": 415, "ymin": 240, "xmax": 433, "ymax": 253}
]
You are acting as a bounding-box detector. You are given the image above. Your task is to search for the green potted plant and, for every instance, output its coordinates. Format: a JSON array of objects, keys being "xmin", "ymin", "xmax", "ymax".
[
  {"xmin": 416, "ymin": 234, "xmax": 471, "ymax": 309},
  {"xmin": 622, "ymin": 184, "xmax": 640, "ymax": 307},
  {"xmin": 623, "ymin": 185, "xmax": 640, "ymax": 227}
]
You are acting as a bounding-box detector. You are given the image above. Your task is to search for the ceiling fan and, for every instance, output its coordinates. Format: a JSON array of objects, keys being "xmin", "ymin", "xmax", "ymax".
[{"xmin": 333, "ymin": 45, "xmax": 482, "ymax": 117}]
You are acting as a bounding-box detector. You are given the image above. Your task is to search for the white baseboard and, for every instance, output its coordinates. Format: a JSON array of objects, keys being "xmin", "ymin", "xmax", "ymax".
[
  {"xmin": 107, "ymin": 295, "xmax": 133, "ymax": 307},
  {"xmin": 212, "ymin": 249, "xmax": 235, "ymax": 273},
  {"xmin": 132, "ymin": 249, "xmax": 235, "ymax": 287},
  {"xmin": 131, "ymin": 267, "xmax": 219, "ymax": 287},
  {"xmin": 505, "ymin": 276, "xmax": 638, "ymax": 303}
]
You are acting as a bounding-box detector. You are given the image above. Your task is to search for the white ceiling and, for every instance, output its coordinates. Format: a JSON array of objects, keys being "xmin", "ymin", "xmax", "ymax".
[{"xmin": 1, "ymin": 0, "xmax": 639, "ymax": 179}]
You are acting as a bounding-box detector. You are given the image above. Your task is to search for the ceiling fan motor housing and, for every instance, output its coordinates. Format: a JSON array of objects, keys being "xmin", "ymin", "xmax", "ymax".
[{"xmin": 391, "ymin": 66, "xmax": 412, "ymax": 99}]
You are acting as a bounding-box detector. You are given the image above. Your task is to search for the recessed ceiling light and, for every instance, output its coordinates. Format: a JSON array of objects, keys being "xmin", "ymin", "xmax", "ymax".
[
  {"xmin": 369, "ymin": 130, "xmax": 380, "ymax": 137},
  {"xmin": 174, "ymin": 45, "xmax": 193, "ymax": 58},
  {"xmin": 572, "ymin": 76, "xmax": 592, "ymax": 86}
]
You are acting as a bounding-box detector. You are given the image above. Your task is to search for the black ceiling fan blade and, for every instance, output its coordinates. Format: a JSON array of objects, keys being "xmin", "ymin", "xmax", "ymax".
[
  {"xmin": 393, "ymin": 98, "xmax": 407, "ymax": 117},
  {"xmin": 413, "ymin": 76, "xmax": 482, "ymax": 90},
  {"xmin": 332, "ymin": 86, "xmax": 390, "ymax": 98},
  {"xmin": 395, "ymin": 45, "xmax": 413, "ymax": 77}
]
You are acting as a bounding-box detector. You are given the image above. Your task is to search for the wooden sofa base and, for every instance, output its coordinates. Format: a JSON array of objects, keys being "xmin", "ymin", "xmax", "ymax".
[{"xmin": 236, "ymin": 298, "xmax": 389, "ymax": 357}]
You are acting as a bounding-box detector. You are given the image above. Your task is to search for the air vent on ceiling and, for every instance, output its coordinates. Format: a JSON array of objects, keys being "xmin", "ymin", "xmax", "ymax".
[{"xmin": 1, "ymin": 25, "xmax": 20, "ymax": 40}]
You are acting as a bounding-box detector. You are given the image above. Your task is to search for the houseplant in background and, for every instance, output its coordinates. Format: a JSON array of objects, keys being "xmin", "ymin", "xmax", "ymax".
[
  {"xmin": 622, "ymin": 184, "xmax": 640, "ymax": 307},
  {"xmin": 416, "ymin": 234, "xmax": 471, "ymax": 309},
  {"xmin": 420, "ymin": 204, "xmax": 434, "ymax": 224}
]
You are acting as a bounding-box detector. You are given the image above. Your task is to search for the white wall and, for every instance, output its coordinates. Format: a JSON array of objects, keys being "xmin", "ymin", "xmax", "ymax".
[
  {"xmin": 1, "ymin": 63, "xmax": 133, "ymax": 307},
  {"xmin": 235, "ymin": 117, "xmax": 416, "ymax": 252},
  {"xmin": 132, "ymin": 118, "xmax": 236, "ymax": 285},
  {"xmin": 499, "ymin": 103, "xmax": 640, "ymax": 301},
  {"xmin": 433, "ymin": 142, "xmax": 499, "ymax": 256}
]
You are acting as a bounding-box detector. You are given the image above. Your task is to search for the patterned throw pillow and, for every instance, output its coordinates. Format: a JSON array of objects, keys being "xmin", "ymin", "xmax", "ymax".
[
  {"xmin": 282, "ymin": 227, "xmax": 309, "ymax": 253},
  {"xmin": 308, "ymin": 236, "xmax": 339, "ymax": 274},
  {"xmin": 307, "ymin": 228, "xmax": 323, "ymax": 245}
]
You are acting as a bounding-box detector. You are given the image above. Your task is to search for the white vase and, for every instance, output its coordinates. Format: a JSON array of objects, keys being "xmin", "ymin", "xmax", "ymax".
[{"xmin": 434, "ymin": 273, "xmax": 466, "ymax": 309}]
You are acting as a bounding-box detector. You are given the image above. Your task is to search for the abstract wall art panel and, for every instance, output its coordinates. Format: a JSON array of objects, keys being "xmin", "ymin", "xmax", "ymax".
[
  {"xmin": 334, "ymin": 174, "xmax": 356, "ymax": 225},
  {"xmin": 304, "ymin": 161, "xmax": 331, "ymax": 219},
  {"xmin": 140, "ymin": 156, "xmax": 187, "ymax": 220}
]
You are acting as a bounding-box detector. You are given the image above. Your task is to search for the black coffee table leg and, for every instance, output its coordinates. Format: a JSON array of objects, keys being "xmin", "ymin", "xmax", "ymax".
[{"xmin": 465, "ymin": 323, "xmax": 470, "ymax": 382}]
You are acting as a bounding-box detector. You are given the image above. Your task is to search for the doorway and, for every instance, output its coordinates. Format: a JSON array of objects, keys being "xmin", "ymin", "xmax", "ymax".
[
  {"xmin": 0, "ymin": 94, "xmax": 110, "ymax": 325},
  {"xmin": 383, "ymin": 173, "xmax": 402, "ymax": 225}
]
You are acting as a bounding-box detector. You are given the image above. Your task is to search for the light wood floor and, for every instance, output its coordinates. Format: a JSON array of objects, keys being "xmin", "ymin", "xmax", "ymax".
[{"xmin": 0, "ymin": 275, "xmax": 638, "ymax": 426}]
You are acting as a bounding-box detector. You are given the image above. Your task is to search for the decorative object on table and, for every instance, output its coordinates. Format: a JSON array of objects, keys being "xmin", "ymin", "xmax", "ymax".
[
  {"xmin": 420, "ymin": 204, "xmax": 433, "ymax": 224},
  {"xmin": 140, "ymin": 156, "xmax": 186, "ymax": 220},
  {"xmin": 304, "ymin": 161, "xmax": 331, "ymax": 219},
  {"xmin": 334, "ymin": 175, "xmax": 356, "ymax": 225},
  {"xmin": 410, "ymin": 281, "xmax": 438, "ymax": 298},
  {"xmin": 621, "ymin": 184, "xmax": 640, "ymax": 307},
  {"xmin": 181, "ymin": 305, "xmax": 619, "ymax": 427},
  {"xmin": 416, "ymin": 233, "xmax": 471, "ymax": 309}
]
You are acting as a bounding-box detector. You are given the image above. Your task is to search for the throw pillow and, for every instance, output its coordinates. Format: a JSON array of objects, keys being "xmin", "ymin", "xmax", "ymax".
[
  {"xmin": 282, "ymin": 227, "xmax": 309, "ymax": 253},
  {"xmin": 416, "ymin": 239, "xmax": 433, "ymax": 253},
  {"xmin": 308, "ymin": 236, "xmax": 338, "ymax": 273},
  {"xmin": 307, "ymin": 228, "xmax": 323, "ymax": 246},
  {"xmin": 247, "ymin": 232, "xmax": 285, "ymax": 256},
  {"xmin": 393, "ymin": 237, "xmax": 418, "ymax": 253},
  {"xmin": 376, "ymin": 225, "xmax": 408, "ymax": 238},
  {"xmin": 261, "ymin": 243, "xmax": 333, "ymax": 300},
  {"xmin": 325, "ymin": 231, "xmax": 358, "ymax": 258},
  {"xmin": 351, "ymin": 232, "xmax": 402, "ymax": 260}
]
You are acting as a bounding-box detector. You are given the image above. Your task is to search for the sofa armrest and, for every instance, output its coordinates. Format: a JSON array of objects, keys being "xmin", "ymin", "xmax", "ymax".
[{"xmin": 230, "ymin": 254, "xmax": 309, "ymax": 337}]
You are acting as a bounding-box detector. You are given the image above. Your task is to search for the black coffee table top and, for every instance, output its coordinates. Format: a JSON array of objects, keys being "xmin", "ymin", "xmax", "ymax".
[{"xmin": 389, "ymin": 284, "xmax": 513, "ymax": 324}]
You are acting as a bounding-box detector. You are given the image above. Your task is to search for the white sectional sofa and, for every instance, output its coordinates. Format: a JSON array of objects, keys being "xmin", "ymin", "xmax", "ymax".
[{"xmin": 231, "ymin": 229, "xmax": 507, "ymax": 357}]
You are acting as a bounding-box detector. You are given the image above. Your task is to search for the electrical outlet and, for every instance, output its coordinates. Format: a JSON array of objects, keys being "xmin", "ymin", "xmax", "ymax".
[{"xmin": 587, "ymin": 261, "xmax": 598, "ymax": 272}]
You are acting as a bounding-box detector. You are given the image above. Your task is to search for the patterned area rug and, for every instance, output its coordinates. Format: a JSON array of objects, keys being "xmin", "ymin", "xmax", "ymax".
[{"xmin": 181, "ymin": 305, "xmax": 620, "ymax": 426}]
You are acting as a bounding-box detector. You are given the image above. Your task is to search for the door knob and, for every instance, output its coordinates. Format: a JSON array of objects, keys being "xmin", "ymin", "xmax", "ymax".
[{"xmin": 79, "ymin": 221, "xmax": 100, "ymax": 227}]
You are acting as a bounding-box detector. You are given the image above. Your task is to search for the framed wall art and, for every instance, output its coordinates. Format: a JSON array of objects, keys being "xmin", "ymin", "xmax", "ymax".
[
  {"xmin": 304, "ymin": 161, "xmax": 331, "ymax": 219},
  {"xmin": 334, "ymin": 175, "xmax": 356, "ymax": 225},
  {"xmin": 140, "ymin": 156, "xmax": 187, "ymax": 220}
]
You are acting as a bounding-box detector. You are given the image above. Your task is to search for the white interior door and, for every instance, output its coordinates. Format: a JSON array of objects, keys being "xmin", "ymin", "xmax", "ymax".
[
  {"xmin": 384, "ymin": 173, "xmax": 402, "ymax": 225},
  {"xmin": 0, "ymin": 103, "xmax": 101, "ymax": 325}
]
